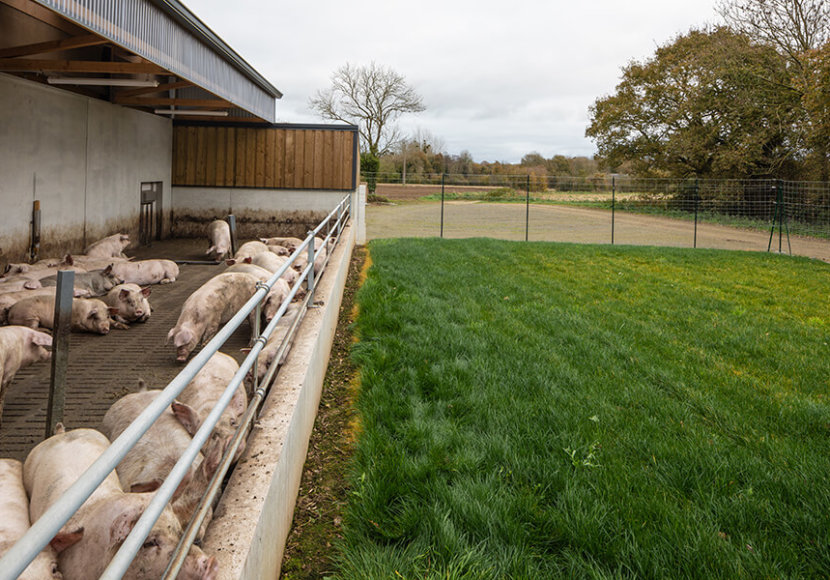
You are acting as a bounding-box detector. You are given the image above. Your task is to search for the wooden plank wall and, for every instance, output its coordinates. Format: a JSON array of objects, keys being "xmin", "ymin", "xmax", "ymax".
[{"xmin": 172, "ymin": 125, "xmax": 357, "ymax": 190}]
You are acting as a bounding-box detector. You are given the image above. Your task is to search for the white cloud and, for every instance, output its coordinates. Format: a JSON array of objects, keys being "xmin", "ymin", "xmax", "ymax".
[{"xmin": 184, "ymin": 0, "xmax": 719, "ymax": 162}]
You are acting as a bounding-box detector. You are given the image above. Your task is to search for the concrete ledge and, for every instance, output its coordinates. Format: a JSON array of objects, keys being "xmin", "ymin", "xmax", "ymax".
[{"xmin": 202, "ymin": 223, "xmax": 356, "ymax": 579}]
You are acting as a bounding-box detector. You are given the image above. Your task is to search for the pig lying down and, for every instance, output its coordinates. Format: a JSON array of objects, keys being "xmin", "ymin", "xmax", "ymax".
[
  {"xmin": 0, "ymin": 458, "xmax": 62, "ymax": 579},
  {"xmin": 110, "ymin": 260, "xmax": 179, "ymax": 285},
  {"xmin": 83, "ymin": 233, "xmax": 131, "ymax": 259},
  {"xmin": 23, "ymin": 426, "xmax": 218, "ymax": 580},
  {"xmin": 7, "ymin": 296, "xmax": 115, "ymax": 335},
  {"xmin": 102, "ymin": 284, "xmax": 152, "ymax": 328}
]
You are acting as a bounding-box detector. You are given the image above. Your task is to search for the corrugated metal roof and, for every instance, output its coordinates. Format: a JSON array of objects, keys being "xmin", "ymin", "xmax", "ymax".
[{"xmin": 32, "ymin": 0, "xmax": 281, "ymax": 122}]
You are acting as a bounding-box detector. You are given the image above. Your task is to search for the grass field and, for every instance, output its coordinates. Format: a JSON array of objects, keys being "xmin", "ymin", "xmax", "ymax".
[{"xmin": 337, "ymin": 239, "xmax": 830, "ymax": 578}]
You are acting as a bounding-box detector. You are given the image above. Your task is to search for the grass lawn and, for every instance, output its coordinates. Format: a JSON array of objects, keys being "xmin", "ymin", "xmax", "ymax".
[{"xmin": 338, "ymin": 239, "xmax": 830, "ymax": 578}]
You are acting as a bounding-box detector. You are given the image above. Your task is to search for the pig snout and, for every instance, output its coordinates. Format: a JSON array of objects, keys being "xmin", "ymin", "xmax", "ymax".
[{"xmin": 176, "ymin": 346, "xmax": 191, "ymax": 362}]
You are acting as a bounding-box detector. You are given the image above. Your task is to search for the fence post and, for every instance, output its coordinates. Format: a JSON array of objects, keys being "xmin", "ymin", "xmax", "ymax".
[
  {"xmin": 693, "ymin": 178, "xmax": 699, "ymax": 249},
  {"xmin": 525, "ymin": 174, "xmax": 530, "ymax": 242},
  {"xmin": 46, "ymin": 270, "xmax": 74, "ymax": 438},
  {"xmin": 307, "ymin": 231, "xmax": 316, "ymax": 302},
  {"xmin": 778, "ymin": 180, "xmax": 784, "ymax": 253},
  {"xmin": 30, "ymin": 200, "xmax": 41, "ymax": 263},
  {"xmin": 226, "ymin": 215, "xmax": 238, "ymax": 257},
  {"xmin": 440, "ymin": 173, "xmax": 445, "ymax": 238},
  {"xmin": 611, "ymin": 176, "xmax": 616, "ymax": 245}
]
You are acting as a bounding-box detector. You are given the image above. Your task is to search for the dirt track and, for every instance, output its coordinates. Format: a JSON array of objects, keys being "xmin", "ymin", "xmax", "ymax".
[{"xmin": 366, "ymin": 201, "xmax": 830, "ymax": 262}]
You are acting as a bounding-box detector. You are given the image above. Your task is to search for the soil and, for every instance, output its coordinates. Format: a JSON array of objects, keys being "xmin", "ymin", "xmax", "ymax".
[
  {"xmin": 365, "ymin": 201, "xmax": 830, "ymax": 262},
  {"xmin": 280, "ymin": 246, "xmax": 365, "ymax": 579}
]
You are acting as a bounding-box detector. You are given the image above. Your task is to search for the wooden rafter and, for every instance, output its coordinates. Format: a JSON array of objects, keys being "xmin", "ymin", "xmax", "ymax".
[
  {"xmin": 0, "ymin": 34, "xmax": 108, "ymax": 59},
  {"xmin": 0, "ymin": 58, "xmax": 165, "ymax": 74},
  {"xmin": 0, "ymin": 0, "xmax": 84, "ymax": 35}
]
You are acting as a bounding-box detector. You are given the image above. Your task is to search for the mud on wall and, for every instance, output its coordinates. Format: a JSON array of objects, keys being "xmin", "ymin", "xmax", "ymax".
[
  {"xmin": 171, "ymin": 187, "xmax": 348, "ymax": 240},
  {"xmin": 0, "ymin": 74, "xmax": 172, "ymax": 264}
]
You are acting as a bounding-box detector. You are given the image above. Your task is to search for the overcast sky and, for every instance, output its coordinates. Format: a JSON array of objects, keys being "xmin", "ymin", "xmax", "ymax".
[{"xmin": 185, "ymin": 0, "xmax": 720, "ymax": 163}]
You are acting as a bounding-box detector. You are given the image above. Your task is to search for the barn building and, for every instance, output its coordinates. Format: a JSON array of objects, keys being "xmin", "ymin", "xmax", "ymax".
[{"xmin": 0, "ymin": 0, "xmax": 361, "ymax": 263}]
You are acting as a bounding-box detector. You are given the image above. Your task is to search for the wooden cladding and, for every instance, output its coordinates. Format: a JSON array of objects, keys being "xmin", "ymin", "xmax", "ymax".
[{"xmin": 172, "ymin": 125, "xmax": 357, "ymax": 190}]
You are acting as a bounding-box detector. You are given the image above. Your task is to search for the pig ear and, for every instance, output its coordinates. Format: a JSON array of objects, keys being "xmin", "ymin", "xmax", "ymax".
[
  {"xmin": 87, "ymin": 309, "xmax": 99, "ymax": 320},
  {"xmin": 165, "ymin": 327, "xmax": 176, "ymax": 345},
  {"xmin": 243, "ymin": 257, "xmax": 252, "ymax": 264},
  {"xmin": 202, "ymin": 438, "xmax": 225, "ymax": 479},
  {"xmin": 23, "ymin": 279, "xmax": 41, "ymax": 290},
  {"xmin": 140, "ymin": 286, "xmax": 151, "ymax": 297},
  {"xmin": 108, "ymin": 307, "xmax": 120, "ymax": 316},
  {"xmin": 50, "ymin": 527, "xmax": 84, "ymax": 553},
  {"xmin": 121, "ymin": 235, "xmax": 129, "ymax": 241},
  {"xmin": 225, "ymin": 259, "xmax": 236, "ymax": 266},
  {"xmin": 130, "ymin": 480, "xmax": 162, "ymax": 493},
  {"xmin": 171, "ymin": 401, "xmax": 201, "ymax": 436},
  {"xmin": 53, "ymin": 422, "xmax": 65, "ymax": 435},
  {"xmin": 119, "ymin": 289, "xmax": 130, "ymax": 299},
  {"xmin": 31, "ymin": 332, "xmax": 53, "ymax": 347},
  {"xmin": 110, "ymin": 505, "xmax": 144, "ymax": 545}
]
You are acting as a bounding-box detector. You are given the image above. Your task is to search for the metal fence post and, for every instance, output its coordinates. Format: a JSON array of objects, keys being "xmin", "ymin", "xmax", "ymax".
[
  {"xmin": 440, "ymin": 173, "xmax": 446, "ymax": 238},
  {"xmin": 30, "ymin": 200, "xmax": 41, "ymax": 263},
  {"xmin": 611, "ymin": 176, "xmax": 616, "ymax": 245},
  {"xmin": 226, "ymin": 215, "xmax": 237, "ymax": 257},
  {"xmin": 694, "ymin": 178, "xmax": 700, "ymax": 249},
  {"xmin": 46, "ymin": 270, "xmax": 74, "ymax": 438},
  {"xmin": 778, "ymin": 180, "xmax": 784, "ymax": 253},
  {"xmin": 307, "ymin": 231, "xmax": 316, "ymax": 302},
  {"xmin": 525, "ymin": 174, "xmax": 530, "ymax": 242}
]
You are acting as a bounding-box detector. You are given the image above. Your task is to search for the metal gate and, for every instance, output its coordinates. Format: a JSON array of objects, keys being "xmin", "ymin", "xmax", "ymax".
[{"xmin": 139, "ymin": 182, "xmax": 162, "ymax": 246}]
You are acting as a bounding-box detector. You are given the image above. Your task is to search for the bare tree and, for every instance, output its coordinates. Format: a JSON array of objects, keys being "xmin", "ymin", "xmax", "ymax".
[
  {"xmin": 717, "ymin": 0, "xmax": 830, "ymax": 66},
  {"xmin": 309, "ymin": 62, "xmax": 425, "ymax": 156}
]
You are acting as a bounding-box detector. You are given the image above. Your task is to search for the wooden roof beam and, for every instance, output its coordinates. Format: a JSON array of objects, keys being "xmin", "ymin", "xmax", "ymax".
[
  {"xmin": 114, "ymin": 96, "xmax": 232, "ymax": 108},
  {"xmin": 0, "ymin": 34, "xmax": 109, "ymax": 59}
]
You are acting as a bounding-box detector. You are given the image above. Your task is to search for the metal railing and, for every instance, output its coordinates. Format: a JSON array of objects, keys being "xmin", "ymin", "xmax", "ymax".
[{"xmin": 0, "ymin": 194, "xmax": 352, "ymax": 580}]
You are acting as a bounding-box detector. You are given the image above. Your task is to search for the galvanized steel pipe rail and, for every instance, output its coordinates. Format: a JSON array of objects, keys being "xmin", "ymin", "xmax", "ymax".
[{"xmin": 0, "ymin": 194, "xmax": 352, "ymax": 580}]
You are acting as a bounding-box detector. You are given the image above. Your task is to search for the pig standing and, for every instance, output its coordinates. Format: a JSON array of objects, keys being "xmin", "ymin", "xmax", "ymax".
[
  {"xmin": 167, "ymin": 273, "xmax": 258, "ymax": 362},
  {"xmin": 23, "ymin": 427, "xmax": 218, "ymax": 580},
  {"xmin": 39, "ymin": 265, "xmax": 123, "ymax": 297},
  {"xmin": 102, "ymin": 284, "xmax": 151, "ymax": 327},
  {"xmin": 0, "ymin": 326, "xmax": 52, "ymax": 424},
  {"xmin": 205, "ymin": 220, "xmax": 231, "ymax": 262},
  {"xmin": 101, "ymin": 384, "xmax": 223, "ymax": 537},
  {"xmin": 254, "ymin": 303, "xmax": 301, "ymax": 379},
  {"xmin": 83, "ymin": 233, "xmax": 130, "ymax": 258},
  {"xmin": 7, "ymin": 296, "xmax": 115, "ymax": 335},
  {"xmin": 179, "ymin": 352, "xmax": 247, "ymax": 462},
  {"xmin": 110, "ymin": 259, "xmax": 179, "ymax": 285},
  {"xmin": 0, "ymin": 458, "xmax": 63, "ymax": 579}
]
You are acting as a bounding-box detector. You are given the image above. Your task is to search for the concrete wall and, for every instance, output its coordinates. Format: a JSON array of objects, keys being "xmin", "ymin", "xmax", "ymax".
[
  {"xmin": 202, "ymin": 222, "xmax": 356, "ymax": 578},
  {"xmin": 0, "ymin": 73, "xmax": 172, "ymax": 262},
  {"xmin": 172, "ymin": 186, "xmax": 350, "ymax": 239}
]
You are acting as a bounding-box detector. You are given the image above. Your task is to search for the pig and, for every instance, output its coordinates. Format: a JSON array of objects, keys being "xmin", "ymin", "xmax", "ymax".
[
  {"xmin": 205, "ymin": 220, "xmax": 231, "ymax": 262},
  {"xmin": 110, "ymin": 259, "xmax": 179, "ymax": 285},
  {"xmin": 265, "ymin": 244, "xmax": 289, "ymax": 256},
  {"xmin": 261, "ymin": 278, "xmax": 292, "ymax": 324},
  {"xmin": 179, "ymin": 352, "xmax": 247, "ymax": 463},
  {"xmin": 0, "ymin": 288, "xmax": 89, "ymax": 325},
  {"xmin": 223, "ymin": 262, "xmax": 297, "ymax": 319},
  {"xmin": 0, "ymin": 458, "xmax": 63, "ymax": 579},
  {"xmin": 260, "ymin": 236, "xmax": 303, "ymax": 252},
  {"xmin": 1, "ymin": 264, "xmax": 87, "ymax": 284},
  {"xmin": 230, "ymin": 255, "xmax": 299, "ymax": 288},
  {"xmin": 39, "ymin": 265, "xmax": 123, "ymax": 297},
  {"xmin": 233, "ymin": 240, "xmax": 269, "ymax": 261},
  {"xmin": 253, "ymin": 303, "xmax": 301, "ymax": 379},
  {"xmin": 166, "ymin": 273, "xmax": 258, "ymax": 362},
  {"xmin": 23, "ymin": 426, "xmax": 218, "ymax": 580},
  {"xmin": 61, "ymin": 254, "xmax": 130, "ymax": 271},
  {"xmin": 0, "ymin": 276, "xmax": 42, "ymax": 293},
  {"xmin": 7, "ymin": 296, "xmax": 116, "ymax": 335},
  {"xmin": 101, "ymin": 384, "xmax": 223, "ymax": 537},
  {"xmin": 0, "ymin": 326, "xmax": 52, "ymax": 424},
  {"xmin": 83, "ymin": 233, "xmax": 131, "ymax": 259},
  {"xmin": 102, "ymin": 284, "xmax": 151, "ymax": 327}
]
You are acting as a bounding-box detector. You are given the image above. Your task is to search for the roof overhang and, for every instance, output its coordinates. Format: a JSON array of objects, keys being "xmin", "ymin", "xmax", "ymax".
[{"xmin": 0, "ymin": 0, "xmax": 281, "ymax": 123}]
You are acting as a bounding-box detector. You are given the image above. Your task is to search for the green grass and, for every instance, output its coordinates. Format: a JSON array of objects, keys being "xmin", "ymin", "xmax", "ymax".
[{"xmin": 337, "ymin": 239, "xmax": 830, "ymax": 579}]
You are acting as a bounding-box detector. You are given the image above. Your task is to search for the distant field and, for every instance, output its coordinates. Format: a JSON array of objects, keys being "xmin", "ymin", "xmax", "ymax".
[{"xmin": 338, "ymin": 239, "xmax": 830, "ymax": 578}]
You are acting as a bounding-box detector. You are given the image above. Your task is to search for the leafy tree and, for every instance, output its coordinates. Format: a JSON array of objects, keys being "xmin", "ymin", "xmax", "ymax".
[
  {"xmin": 586, "ymin": 27, "xmax": 800, "ymax": 178},
  {"xmin": 310, "ymin": 62, "xmax": 425, "ymax": 157},
  {"xmin": 360, "ymin": 153, "xmax": 380, "ymax": 194}
]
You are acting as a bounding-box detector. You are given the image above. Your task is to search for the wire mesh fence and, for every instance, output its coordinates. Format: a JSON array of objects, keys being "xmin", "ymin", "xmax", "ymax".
[{"xmin": 367, "ymin": 174, "xmax": 830, "ymax": 258}]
